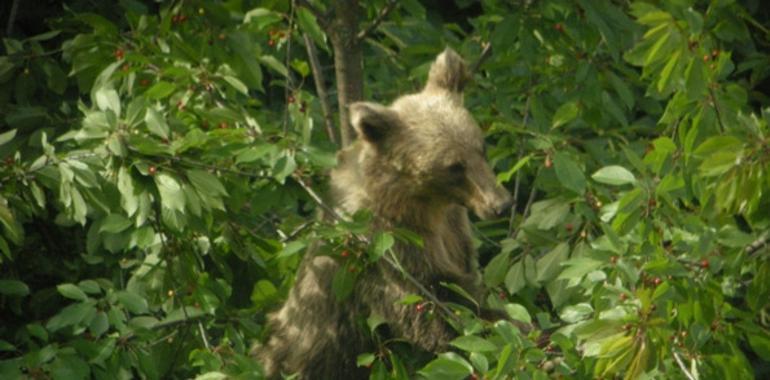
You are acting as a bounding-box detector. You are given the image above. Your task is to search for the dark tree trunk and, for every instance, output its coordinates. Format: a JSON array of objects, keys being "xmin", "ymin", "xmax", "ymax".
[{"xmin": 327, "ymin": 0, "xmax": 363, "ymax": 147}]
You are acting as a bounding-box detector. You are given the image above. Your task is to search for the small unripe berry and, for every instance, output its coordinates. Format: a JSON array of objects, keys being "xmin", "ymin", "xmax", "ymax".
[
  {"xmin": 148, "ymin": 165, "xmax": 157, "ymax": 175},
  {"xmin": 703, "ymin": 54, "xmax": 710, "ymax": 62},
  {"xmin": 653, "ymin": 277, "xmax": 662, "ymax": 286},
  {"xmin": 544, "ymin": 155, "xmax": 553, "ymax": 168}
]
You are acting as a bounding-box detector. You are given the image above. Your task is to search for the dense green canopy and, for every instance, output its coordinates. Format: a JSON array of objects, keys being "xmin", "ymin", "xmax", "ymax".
[{"xmin": 0, "ymin": 0, "xmax": 769, "ymax": 378}]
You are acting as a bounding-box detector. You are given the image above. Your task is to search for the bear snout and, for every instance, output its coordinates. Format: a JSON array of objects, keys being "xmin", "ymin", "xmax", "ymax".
[{"xmin": 494, "ymin": 195, "xmax": 513, "ymax": 217}]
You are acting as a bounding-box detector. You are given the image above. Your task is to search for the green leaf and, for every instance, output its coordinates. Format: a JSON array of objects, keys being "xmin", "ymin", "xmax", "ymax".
[
  {"xmin": 536, "ymin": 243, "xmax": 569, "ymax": 283},
  {"xmin": 356, "ymin": 353, "xmax": 376, "ymax": 367},
  {"xmin": 552, "ymin": 101, "xmax": 579, "ymax": 128},
  {"xmin": 450, "ymin": 335, "xmax": 497, "ymax": 353},
  {"xmin": 89, "ymin": 312, "xmax": 109, "ymax": 337},
  {"xmin": 0, "ymin": 202, "xmax": 23, "ymax": 245},
  {"xmin": 117, "ymin": 166, "xmax": 138, "ymax": 216},
  {"xmin": 558, "ymin": 257, "xmax": 605, "ymax": 287},
  {"xmin": 0, "ymin": 279, "xmax": 29, "ymax": 297},
  {"xmin": 332, "ymin": 264, "xmax": 356, "ymax": 301},
  {"xmin": 0, "ymin": 129, "xmax": 16, "ymax": 146},
  {"xmin": 116, "ymin": 290, "xmax": 148, "ymax": 314},
  {"xmin": 46, "ymin": 301, "xmax": 95, "ymax": 331},
  {"xmin": 259, "ymin": 55, "xmax": 289, "ymax": 78},
  {"xmin": 250, "ymin": 279, "xmax": 278, "ymax": 306},
  {"xmin": 144, "ymin": 107, "xmax": 170, "ymax": 139},
  {"xmin": 223, "ymin": 75, "xmax": 249, "ymax": 95},
  {"xmin": 94, "ymin": 87, "xmax": 121, "ymax": 117},
  {"xmin": 418, "ymin": 353, "xmax": 473, "ymax": 380},
  {"xmin": 483, "ymin": 251, "xmax": 510, "ymax": 287},
  {"xmin": 497, "ymin": 154, "xmax": 532, "ymax": 184},
  {"xmin": 396, "ymin": 294, "xmax": 423, "ymax": 305},
  {"xmin": 592, "ymin": 166, "xmax": 636, "ymax": 186},
  {"xmin": 559, "ymin": 303, "xmax": 593, "ymax": 323},
  {"xmin": 144, "ymin": 81, "xmax": 176, "ymax": 99},
  {"xmin": 369, "ymin": 232, "xmax": 394, "ymax": 262},
  {"xmin": 748, "ymin": 333, "xmax": 770, "ymax": 361},
  {"xmin": 57, "ymin": 283, "xmax": 88, "ymax": 301},
  {"xmin": 657, "ymin": 50, "xmax": 680, "ymax": 93},
  {"xmin": 297, "ymin": 8, "xmax": 326, "ymax": 49},
  {"xmin": 155, "ymin": 173, "xmax": 185, "ymax": 212},
  {"xmin": 504, "ymin": 303, "xmax": 532, "ymax": 324},
  {"xmin": 553, "ymin": 152, "xmax": 586, "ymax": 194},
  {"xmin": 504, "ymin": 260, "xmax": 526, "ymax": 295},
  {"xmin": 99, "ymin": 213, "xmax": 132, "ymax": 233},
  {"xmin": 186, "ymin": 169, "xmax": 228, "ymax": 196}
]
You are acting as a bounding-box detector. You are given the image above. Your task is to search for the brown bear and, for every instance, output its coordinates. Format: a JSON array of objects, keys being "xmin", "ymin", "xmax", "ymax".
[{"xmin": 256, "ymin": 48, "xmax": 512, "ymax": 379}]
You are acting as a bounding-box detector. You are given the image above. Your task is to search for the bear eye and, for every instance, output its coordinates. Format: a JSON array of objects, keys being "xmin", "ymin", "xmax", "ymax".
[{"xmin": 447, "ymin": 162, "xmax": 465, "ymax": 174}]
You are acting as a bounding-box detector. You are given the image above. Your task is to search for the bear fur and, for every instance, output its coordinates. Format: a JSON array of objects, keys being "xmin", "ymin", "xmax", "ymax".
[{"xmin": 256, "ymin": 48, "xmax": 511, "ymax": 379}]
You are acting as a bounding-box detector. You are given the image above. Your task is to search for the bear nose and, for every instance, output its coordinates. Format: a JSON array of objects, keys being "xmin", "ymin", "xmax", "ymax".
[{"xmin": 495, "ymin": 198, "xmax": 513, "ymax": 217}]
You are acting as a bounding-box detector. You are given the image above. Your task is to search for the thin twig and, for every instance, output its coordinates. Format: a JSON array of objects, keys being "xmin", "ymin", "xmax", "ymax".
[
  {"xmin": 5, "ymin": 0, "xmax": 19, "ymax": 36},
  {"xmin": 510, "ymin": 174, "xmax": 538, "ymax": 238},
  {"xmin": 746, "ymin": 230, "xmax": 770, "ymax": 256},
  {"xmin": 356, "ymin": 0, "xmax": 399, "ymax": 41},
  {"xmin": 198, "ymin": 321, "xmax": 211, "ymax": 350},
  {"xmin": 470, "ymin": 42, "xmax": 492, "ymax": 74},
  {"xmin": 508, "ymin": 94, "xmax": 532, "ymax": 235},
  {"xmin": 708, "ymin": 87, "xmax": 726, "ymax": 133},
  {"xmin": 283, "ymin": 0, "xmax": 298, "ymax": 134},
  {"xmin": 303, "ymin": 33, "xmax": 337, "ymax": 145},
  {"xmin": 673, "ymin": 351, "xmax": 697, "ymax": 380}
]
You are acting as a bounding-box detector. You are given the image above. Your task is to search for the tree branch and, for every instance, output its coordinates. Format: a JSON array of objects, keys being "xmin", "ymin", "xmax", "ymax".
[
  {"xmin": 5, "ymin": 0, "xmax": 19, "ymax": 36},
  {"xmin": 357, "ymin": 0, "xmax": 399, "ymax": 41},
  {"xmin": 470, "ymin": 42, "xmax": 493, "ymax": 73},
  {"xmin": 673, "ymin": 351, "xmax": 697, "ymax": 380},
  {"xmin": 303, "ymin": 33, "xmax": 338, "ymax": 145},
  {"xmin": 746, "ymin": 230, "xmax": 770, "ymax": 256}
]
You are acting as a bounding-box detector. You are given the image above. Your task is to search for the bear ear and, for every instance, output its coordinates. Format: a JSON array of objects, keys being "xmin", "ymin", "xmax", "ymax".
[
  {"xmin": 349, "ymin": 102, "xmax": 401, "ymax": 145},
  {"xmin": 425, "ymin": 48, "xmax": 470, "ymax": 93}
]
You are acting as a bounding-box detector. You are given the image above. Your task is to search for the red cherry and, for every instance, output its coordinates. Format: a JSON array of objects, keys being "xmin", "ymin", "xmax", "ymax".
[
  {"xmin": 341, "ymin": 250, "xmax": 350, "ymax": 258},
  {"xmin": 140, "ymin": 79, "xmax": 150, "ymax": 86},
  {"xmin": 554, "ymin": 23, "xmax": 564, "ymax": 32},
  {"xmin": 114, "ymin": 48, "xmax": 125, "ymax": 60},
  {"xmin": 415, "ymin": 303, "xmax": 425, "ymax": 313},
  {"xmin": 287, "ymin": 95, "xmax": 295, "ymax": 104},
  {"xmin": 148, "ymin": 166, "xmax": 157, "ymax": 175},
  {"xmin": 544, "ymin": 155, "xmax": 553, "ymax": 168},
  {"xmin": 619, "ymin": 293, "xmax": 628, "ymax": 301},
  {"xmin": 218, "ymin": 122, "xmax": 228, "ymax": 129},
  {"xmin": 703, "ymin": 54, "xmax": 710, "ymax": 62},
  {"xmin": 700, "ymin": 259, "xmax": 710, "ymax": 269},
  {"xmin": 653, "ymin": 277, "xmax": 662, "ymax": 286},
  {"xmin": 268, "ymin": 39, "xmax": 275, "ymax": 47},
  {"xmin": 610, "ymin": 256, "xmax": 618, "ymax": 264}
]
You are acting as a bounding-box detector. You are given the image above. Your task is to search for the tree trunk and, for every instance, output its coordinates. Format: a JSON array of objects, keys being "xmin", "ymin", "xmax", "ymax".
[{"xmin": 328, "ymin": 0, "xmax": 363, "ymax": 147}]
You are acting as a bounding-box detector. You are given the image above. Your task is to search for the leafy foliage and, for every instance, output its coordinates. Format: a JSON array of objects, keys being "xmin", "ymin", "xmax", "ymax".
[{"xmin": 1, "ymin": 0, "xmax": 769, "ymax": 379}]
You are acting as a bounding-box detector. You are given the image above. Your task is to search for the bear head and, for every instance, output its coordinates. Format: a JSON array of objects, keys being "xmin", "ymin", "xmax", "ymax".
[{"xmin": 347, "ymin": 48, "xmax": 511, "ymax": 221}]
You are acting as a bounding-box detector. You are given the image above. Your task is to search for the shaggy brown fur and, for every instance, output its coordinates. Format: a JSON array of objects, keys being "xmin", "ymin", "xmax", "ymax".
[{"xmin": 256, "ymin": 48, "xmax": 511, "ymax": 379}]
